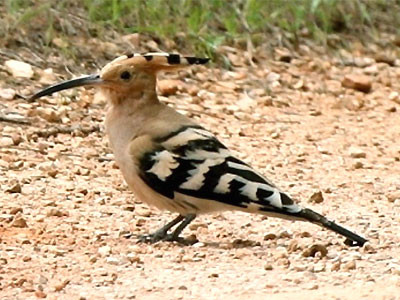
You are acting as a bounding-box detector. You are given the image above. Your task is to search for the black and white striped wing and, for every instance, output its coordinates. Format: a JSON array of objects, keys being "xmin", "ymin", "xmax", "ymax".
[{"xmin": 138, "ymin": 126, "xmax": 302, "ymax": 216}]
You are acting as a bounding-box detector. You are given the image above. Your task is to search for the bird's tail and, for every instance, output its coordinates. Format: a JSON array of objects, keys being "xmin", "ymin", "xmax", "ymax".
[{"xmin": 297, "ymin": 208, "xmax": 367, "ymax": 247}]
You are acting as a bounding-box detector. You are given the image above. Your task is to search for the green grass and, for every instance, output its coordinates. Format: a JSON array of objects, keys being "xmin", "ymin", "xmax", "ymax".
[{"xmin": 2, "ymin": 0, "xmax": 400, "ymax": 59}]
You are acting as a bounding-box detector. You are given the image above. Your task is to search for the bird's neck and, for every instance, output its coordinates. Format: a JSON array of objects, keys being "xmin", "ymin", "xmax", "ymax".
[{"xmin": 104, "ymin": 86, "xmax": 162, "ymax": 154}]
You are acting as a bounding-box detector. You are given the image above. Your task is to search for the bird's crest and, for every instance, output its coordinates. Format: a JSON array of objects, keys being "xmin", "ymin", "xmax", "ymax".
[{"xmin": 101, "ymin": 52, "xmax": 210, "ymax": 75}]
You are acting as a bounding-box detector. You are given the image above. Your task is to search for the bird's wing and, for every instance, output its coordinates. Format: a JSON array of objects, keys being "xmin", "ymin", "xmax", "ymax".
[{"xmin": 136, "ymin": 125, "xmax": 302, "ymax": 216}]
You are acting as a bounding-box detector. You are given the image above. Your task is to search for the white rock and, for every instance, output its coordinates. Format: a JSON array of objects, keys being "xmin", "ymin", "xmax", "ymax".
[
  {"xmin": 106, "ymin": 256, "xmax": 123, "ymax": 265},
  {"xmin": 39, "ymin": 68, "xmax": 57, "ymax": 85},
  {"xmin": 5, "ymin": 60, "xmax": 34, "ymax": 78},
  {"xmin": 0, "ymin": 137, "xmax": 14, "ymax": 147},
  {"xmin": 0, "ymin": 88, "xmax": 16, "ymax": 100},
  {"xmin": 266, "ymin": 72, "xmax": 280, "ymax": 82},
  {"xmin": 98, "ymin": 245, "xmax": 111, "ymax": 257},
  {"xmin": 349, "ymin": 147, "xmax": 366, "ymax": 158}
]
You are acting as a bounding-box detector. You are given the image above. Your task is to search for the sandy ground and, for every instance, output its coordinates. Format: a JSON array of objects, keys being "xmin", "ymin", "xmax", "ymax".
[{"xmin": 1, "ymin": 44, "xmax": 400, "ymax": 299}]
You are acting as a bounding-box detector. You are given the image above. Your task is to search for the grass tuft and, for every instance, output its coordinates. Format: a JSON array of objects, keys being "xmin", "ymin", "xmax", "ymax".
[{"xmin": 2, "ymin": 0, "xmax": 400, "ymax": 59}]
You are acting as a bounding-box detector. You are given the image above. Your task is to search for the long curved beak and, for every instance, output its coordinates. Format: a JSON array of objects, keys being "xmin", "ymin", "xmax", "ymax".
[{"xmin": 29, "ymin": 74, "xmax": 103, "ymax": 101}]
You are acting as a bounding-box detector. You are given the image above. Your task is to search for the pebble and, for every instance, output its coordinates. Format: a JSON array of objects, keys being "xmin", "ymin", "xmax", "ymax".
[
  {"xmin": 264, "ymin": 233, "xmax": 277, "ymax": 240},
  {"xmin": 11, "ymin": 214, "xmax": 28, "ymax": 228},
  {"xmin": 106, "ymin": 256, "xmax": 124, "ymax": 265},
  {"xmin": 389, "ymin": 91, "xmax": 400, "ymax": 104},
  {"xmin": 309, "ymin": 191, "xmax": 324, "ymax": 203},
  {"xmin": 0, "ymin": 88, "xmax": 16, "ymax": 100},
  {"xmin": 353, "ymin": 161, "xmax": 364, "ymax": 169},
  {"xmin": 178, "ymin": 285, "xmax": 188, "ymax": 290},
  {"xmin": 342, "ymin": 260, "xmax": 356, "ymax": 271},
  {"xmin": 342, "ymin": 74, "xmax": 372, "ymax": 93},
  {"xmin": 264, "ymin": 264, "xmax": 273, "ymax": 271},
  {"xmin": 54, "ymin": 279, "xmax": 70, "ymax": 292},
  {"xmin": 98, "ymin": 245, "xmax": 112, "ymax": 257},
  {"xmin": 37, "ymin": 107, "xmax": 62, "ymax": 123},
  {"xmin": 0, "ymin": 137, "xmax": 14, "ymax": 147},
  {"xmin": 387, "ymin": 191, "xmax": 400, "ymax": 203},
  {"xmin": 158, "ymin": 80, "xmax": 183, "ymax": 96},
  {"xmin": 39, "ymin": 68, "xmax": 57, "ymax": 84},
  {"xmin": 5, "ymin": 59, "xmax": 34, "ymax": 78},
  {"xmin": 10, "ymin": 207, "xmax": 23, "ymax": 215},
  {"xmin": 35, "ymin": 290, "xmax": 47, "ymax": 298},
  {"xmin": 126, "ymin": 253, "xmax": 141, "ymax": 263},
  {"xmin": 374, "ymin": 53, "xmax": 396, "ymax": 66},
  {"xmin": 349, "ymin": 147, "xmax": 367, "ymax": 158},
  {"xmin": 302, "ymin": 244, "xmax": 328, "ymax": 258},
  {"xmin": 279, "ymin": 230, "xmax": 292, "ymax": 238},
  {"xmin": 287, "ymin": 240, "xmax": 300, "ymax": 253},
  {"xmin": 46, "ymin": 208, "xmax": 67, "ymax": 217}
]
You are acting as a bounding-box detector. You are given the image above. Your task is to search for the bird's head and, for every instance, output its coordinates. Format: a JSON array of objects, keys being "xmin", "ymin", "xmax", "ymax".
[{"xmin": 30, "ymin": 53, "xmax": 209, "ymax": 105}]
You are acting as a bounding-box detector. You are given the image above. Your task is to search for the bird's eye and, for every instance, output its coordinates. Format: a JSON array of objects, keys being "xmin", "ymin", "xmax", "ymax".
[{"xmin": 120, "ymin": 71, "xmax": 131, "ymax": 80}]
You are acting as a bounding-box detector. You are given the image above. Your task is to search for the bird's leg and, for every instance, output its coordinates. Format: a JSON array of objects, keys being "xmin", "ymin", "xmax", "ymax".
[
  {"xmin": 138, "ymin": 214, "xmax": 185, "ymax": 243},
  {"xmin": 165, "ymin": 214, "xmax": 196, "ymax": 243},
  {"xmin": 139, "ymin": 214, "xmax": 197, "ymax": 245}
]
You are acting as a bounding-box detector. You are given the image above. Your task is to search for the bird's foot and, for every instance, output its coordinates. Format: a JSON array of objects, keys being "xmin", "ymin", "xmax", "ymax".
[{"xmin": 138, "ymin": 232, "xmax": 198, "ymax": 245}]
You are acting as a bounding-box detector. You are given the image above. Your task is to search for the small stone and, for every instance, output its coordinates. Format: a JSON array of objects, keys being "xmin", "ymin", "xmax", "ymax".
[
  {"xmin": 10, "ymin": 207, "xmax": 23, "ymax": 215},
  {"xmin": 387, "ymin": 191, "xmax": 400, "ymax": 203},
  {"xmin": 264, "ymin": 264, "xmax": 273, "ymax": 271},
  {"xmin": 46, "ymin": 208, "xmax": 67, "ymax": 217},
  {"xmin": 353, "ymin": 161, "xmax": 364, "ymax": 169},
  {"xmin": 54, "ymin": 279, "xmax": 70, "ymax": 292},
  {"xmin": 331, "ymin": 262, "xmax": 341, "ymax": 271},
  {"xmin": 11, "ymin": 133, "xmax": 23, "ymax": 145},
  {"xmin": 266, "ymin": 72, "xmax": 280, "ymax": 83},
  {"xmin": 47, "ymin": 169, "xmax": 58, "ymax": 178},
  {"xmin": 22, "ymin": 255, "xmax": 31, "ymax": 262},
  {"xmin": 342, "ymin": 74, "xmax": 372, "ymax": 93},
  {"xmin": 37, "ymin": 108, "xmax": 62, "ymax": 123},
  {"xmin": 6, "ymin": 181, "xmax": 22, "ymax": 193},
  {"xmin": 278, "ymin": 230, "xmax": 292, "ymax": 238},
  {"xmin": 35, "ymin": 290, "xmax": 47, "ymax": 298},
  {"xmin": 287, "ymin": 240, "xmax": 300, "ymax": 253},
  {"xmin": 0, "ymin": 137, "xmax": 14, "ymax": 147},
  {"xmin": 313, "ymin": 263, "xmax": 326, "ymax": 273},
  {"xmin": 135, "ymin": 207, "xmax": 151, "ymax": 217},
  {"xmin": 389, "ymin": 91, "xmax": 400, "ymax": 104},
  {"xmin": 89, "ymin": 256, "xmax": 97, "ymax": 263},
  {"xmin": 0, "ymin": 258, "xmax": 8, "ymax": 265},
  {"xmin": 5, "ymin": 60, "xmax": 34, "ymax": 78},
  {"xmin": 264, "ymin": 233, "xmax": 277, "ymax": 240},
  {"xmin": 39, "ymin": 68, "xmax": 57, "ymax": 85},
  {"xmin": 306, "ymin": 283, "xmax": 319, "ymax": 290},
  {"xmin": 374, "ymin": 53, "xmax": 396, "ymax": 66},
  {"xmin": 106, "ymin": 256, "xmax": 122, "ymax": 265},
  {"xmin": 178, "ymin": 285, "xmax": 188, "ymax": 290},
  {"xmin": 126, "ymin": 253, "xmax": 141, "ymax": 263},
  {"xmin": 309, "ymin": 191, "xmax": 324, "ymax": 203},
  {"xmin": 0, "ymin": 88, "xmax": 16, "ymax": 100},
  {"xmin": 302, "ymin": 244, "xmax": 328, "ymax": 258},
  {"xmin": 158, "ymin": 80, "xmax": 183, "ymax": 96},
  {"xmin": 349, "ymin": 147, "xmax": 366, "ymax": 158},
  {"xmin": 342, "ymin": 260, "xmax": 356, "ymax": 270},
  {"xmin": 362, "ymin": 242, "xmax": 376, "ymax": 253},
  {"xmin": 98, "ymin": 245, "xmax": 112, "ymax": 257},
  {"xmin": 353, "ymin": 57, "xmax": 374, "ymax": 68}
]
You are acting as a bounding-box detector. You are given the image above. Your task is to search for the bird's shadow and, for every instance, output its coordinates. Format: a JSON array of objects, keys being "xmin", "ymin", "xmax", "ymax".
[{"xmin": 125, "ymin": 233, "xmax": 262, "ymax": 249}]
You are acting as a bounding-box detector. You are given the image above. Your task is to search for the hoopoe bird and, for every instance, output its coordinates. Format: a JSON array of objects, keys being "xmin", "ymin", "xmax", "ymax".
[{"xmin": 30, "ymin": 53, "xmax": 367, "ymax": 247}]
